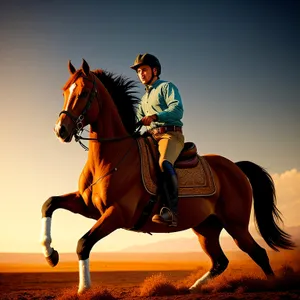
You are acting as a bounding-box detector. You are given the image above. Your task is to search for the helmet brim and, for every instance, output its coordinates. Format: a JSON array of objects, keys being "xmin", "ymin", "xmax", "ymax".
[{"xmin": 130, "ymin": 63, "xmax": 143, "ymax": 70}]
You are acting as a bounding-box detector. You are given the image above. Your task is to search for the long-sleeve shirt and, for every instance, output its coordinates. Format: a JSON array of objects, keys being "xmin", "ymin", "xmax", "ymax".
[{"xmin": 136, "ymin": 79, "xmax": 184, "ymax": 130}]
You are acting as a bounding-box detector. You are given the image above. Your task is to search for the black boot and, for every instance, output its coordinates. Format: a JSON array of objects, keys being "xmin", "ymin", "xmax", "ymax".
[{"xmin": 152, "ymin": 161, "xmax": 178, "ymax": 227}]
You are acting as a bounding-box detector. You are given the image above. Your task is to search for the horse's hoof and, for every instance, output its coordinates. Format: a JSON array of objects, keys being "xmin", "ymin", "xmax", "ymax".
[{"xmin": 46, "ymin": 249, "xmax": 59, "ymax": 267}]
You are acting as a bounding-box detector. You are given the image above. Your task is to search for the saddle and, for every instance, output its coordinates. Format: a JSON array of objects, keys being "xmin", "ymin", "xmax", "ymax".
[{"xmin": 137, "ymin": 136, "xmax": 216, "ymax": 197}]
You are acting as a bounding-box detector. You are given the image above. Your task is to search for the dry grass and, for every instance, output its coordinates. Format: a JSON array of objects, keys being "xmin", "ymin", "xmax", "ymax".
[
  {"xmin": 198, "ymin": 264, "xmax": 300, "ymax": 294},
  {"xmin": 57, "ymin": 286, "xmax": 117, "ymax": 300},
  {"xmin": 136, "ymin": 273, "xmax": 179, "ymax": 297},
  {"xmin": 133, "ymin": 264, "xmax": 300, "ymax": 297}
]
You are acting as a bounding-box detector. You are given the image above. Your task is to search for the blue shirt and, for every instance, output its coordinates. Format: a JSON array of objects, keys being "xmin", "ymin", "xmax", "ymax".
[{"xmin": 136, "ymin": 79, "xmax": 184, "ymax": 130}]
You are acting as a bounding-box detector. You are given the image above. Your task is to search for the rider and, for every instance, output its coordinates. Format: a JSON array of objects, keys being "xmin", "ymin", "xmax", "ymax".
[{"xmin": 130, "ymin": 53, "xmax": 185, "ymax": 227}]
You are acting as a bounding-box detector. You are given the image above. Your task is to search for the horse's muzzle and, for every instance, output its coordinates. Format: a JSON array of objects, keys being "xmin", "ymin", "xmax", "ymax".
[{"xmin": 54, "ymin": 123, "xmax": 73, "ymax": 142}]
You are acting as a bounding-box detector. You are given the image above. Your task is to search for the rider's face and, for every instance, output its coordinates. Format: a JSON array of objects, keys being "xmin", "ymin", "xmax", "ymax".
[{"xmin": 137, "ymin": 65, "xmax": 157, "ymax": 85}]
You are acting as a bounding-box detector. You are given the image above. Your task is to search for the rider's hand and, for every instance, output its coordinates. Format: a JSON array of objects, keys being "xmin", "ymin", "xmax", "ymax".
[{"xmin": 141, "ymin": 114, "xmax": 158, "ymax": 126}]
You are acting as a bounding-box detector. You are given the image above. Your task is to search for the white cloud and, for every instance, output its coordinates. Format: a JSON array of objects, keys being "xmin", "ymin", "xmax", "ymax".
[{"xmin": 272, "ymin": 169, "xmax": 300, "ymax": 227}]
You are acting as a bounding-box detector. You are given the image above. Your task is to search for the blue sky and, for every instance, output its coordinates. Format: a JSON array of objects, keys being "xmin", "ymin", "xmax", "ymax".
[{"xmin": 0, "ymin": 0, "xmax": 299, "ymax": 253}]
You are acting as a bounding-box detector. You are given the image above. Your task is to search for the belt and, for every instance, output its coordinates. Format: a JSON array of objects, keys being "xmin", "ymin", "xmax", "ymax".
[{"xmin": 148, "ymin": 126, "xmax": 182, "ymax": 135}]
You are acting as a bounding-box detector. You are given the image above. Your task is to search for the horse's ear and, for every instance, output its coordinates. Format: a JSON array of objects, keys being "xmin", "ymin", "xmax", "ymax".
[
  {"xmin": 68, "ymin": 60, "xmax": 76, "ymax": 75},
  {"xmin": 82, "ymin": 59, "xmax": 90, "ymax": 76}
]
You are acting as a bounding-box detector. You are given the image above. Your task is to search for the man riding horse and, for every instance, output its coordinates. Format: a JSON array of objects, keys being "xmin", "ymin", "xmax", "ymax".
[
  {"xmin": 42, "ymin": 59, "xmax": 294, "ymax": 294},
  {"xmin": 130, "ymin": 53, "xmax": 185, "ymax": 227}
]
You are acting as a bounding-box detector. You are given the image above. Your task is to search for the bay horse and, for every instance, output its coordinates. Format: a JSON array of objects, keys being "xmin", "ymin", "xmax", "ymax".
[{"xmin": 40, "ymin": 59, "xmax": 295, "ymax": 294}]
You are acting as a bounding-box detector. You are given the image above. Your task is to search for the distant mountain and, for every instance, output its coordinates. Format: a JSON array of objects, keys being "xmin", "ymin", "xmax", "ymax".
[
  {"xmin": 1, "ymin": 227, "xmax": 298, "ymax": 267},
  {"xmin": 120, "ymin": 226, "xmax": 300, "ymax": 253}
]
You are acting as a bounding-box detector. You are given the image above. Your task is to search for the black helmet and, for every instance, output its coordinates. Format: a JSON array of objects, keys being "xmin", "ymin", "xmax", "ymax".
[{"xmin": 130, "ymin": 53, "xmax": 161, "ymax": 75}]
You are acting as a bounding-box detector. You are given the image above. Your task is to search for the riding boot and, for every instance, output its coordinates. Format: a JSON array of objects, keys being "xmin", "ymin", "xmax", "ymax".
[{"xmin": 152, "ymin": 161, "xmax": 178, "ymax": 227}]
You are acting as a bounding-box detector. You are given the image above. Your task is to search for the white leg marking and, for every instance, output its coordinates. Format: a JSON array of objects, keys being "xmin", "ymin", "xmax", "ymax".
[
  {"xmin": 78, "ymin": 259, "xmax": 91, "ymax": 294},
  {"xmin": 40, "ymin": 217, "xmax": 54, "ymax": 257},
  {"xmin": 189, "ymin": 271, "xmax": 214, "ymax": 291}
]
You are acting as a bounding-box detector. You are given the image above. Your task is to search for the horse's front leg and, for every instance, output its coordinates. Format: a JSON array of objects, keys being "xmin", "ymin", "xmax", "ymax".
[
  {"xmin": 76, "ymin": 204, "xmax": 124, "ymax": 294},
  {"xmin": 40, "ymin": 192, "xmax": 90, "ymax": 267}
]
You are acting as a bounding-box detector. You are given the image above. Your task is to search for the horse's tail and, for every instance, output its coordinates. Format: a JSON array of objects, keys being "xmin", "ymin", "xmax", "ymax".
[{"xmin": 235, "ymin": 161, "xmax": 295, "ymax": 251}]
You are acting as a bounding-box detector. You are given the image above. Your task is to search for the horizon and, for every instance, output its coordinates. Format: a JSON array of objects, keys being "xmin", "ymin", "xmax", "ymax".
[{"xmin": 1, "ymin": 224, "xmax": 299, "ymax": 255}]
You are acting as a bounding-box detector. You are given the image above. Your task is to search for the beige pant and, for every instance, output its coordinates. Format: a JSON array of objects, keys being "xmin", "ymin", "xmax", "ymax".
[{"xmin": 152, "ymin": 131, "xmax": 185, "ymax": 170}]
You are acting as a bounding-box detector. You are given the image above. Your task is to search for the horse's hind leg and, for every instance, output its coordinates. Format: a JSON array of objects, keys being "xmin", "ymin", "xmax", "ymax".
[
  {"xmin": 40, "ymin": 192, "xmax": 90, "ymax": 267},
  {"xmin": 226, "ymin": 225, "xmax": 274, "ymax": 278},
  {"xmin": 189, "ymin": 215, "xmax": 229, "ymax": 292}
]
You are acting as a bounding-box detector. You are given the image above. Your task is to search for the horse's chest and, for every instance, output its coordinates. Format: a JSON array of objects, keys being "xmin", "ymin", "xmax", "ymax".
[
  {"xmin": 90, "ymin": 191, "xmax": 110, "ymax": 215},
  {"xmin": 80, "ymin": 170, "xmax": 117, "ymax": 212}
]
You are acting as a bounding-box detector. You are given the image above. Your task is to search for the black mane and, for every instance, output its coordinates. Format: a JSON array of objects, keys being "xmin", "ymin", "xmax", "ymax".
[{"xmin": 93, "ymin": 70, "xmax": 140, "ymax": 135}]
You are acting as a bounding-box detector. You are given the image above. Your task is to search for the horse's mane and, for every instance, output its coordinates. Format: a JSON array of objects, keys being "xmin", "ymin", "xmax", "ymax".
[{"xmin": 93, "ymin": 70, "xmax": 140, "ymax": 135}]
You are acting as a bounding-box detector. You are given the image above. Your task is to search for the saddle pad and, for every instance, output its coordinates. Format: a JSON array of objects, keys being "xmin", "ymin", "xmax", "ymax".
[{"xmin": 137, "ymin": 138, "xmax": 216, "ymax": 197}]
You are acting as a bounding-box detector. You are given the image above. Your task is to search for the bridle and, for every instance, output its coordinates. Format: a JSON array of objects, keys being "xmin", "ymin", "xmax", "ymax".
[
  {"xmin": 59, "ymin": 75, "xmax": 98, "ymax": 150},
  {"xmin": 59, "ymin": 74, "xmax": 141, "ymax": 151}
]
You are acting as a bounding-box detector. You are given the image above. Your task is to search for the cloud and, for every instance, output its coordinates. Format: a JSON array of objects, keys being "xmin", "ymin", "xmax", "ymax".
[{"xmin": 272, "ymin": 169, "xmax": 300, "ymax": 227}]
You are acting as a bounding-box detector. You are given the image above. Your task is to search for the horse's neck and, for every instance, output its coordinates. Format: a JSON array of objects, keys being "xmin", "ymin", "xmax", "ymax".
[
  {"xmin": 87, "ymin": 89, "xmax": 130, "ymax": 168},
  {"xmin": 93, "ymin": 85, "xmax": 127, "ymax": 139},
  {"xmin": 86, "ymin": 131, "xmax": 135, "ymax": 179}
]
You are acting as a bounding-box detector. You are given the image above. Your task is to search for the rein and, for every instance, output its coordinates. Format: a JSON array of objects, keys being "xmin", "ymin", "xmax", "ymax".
[{"xmin": 74, "ymin": 122, "xmax": 142, "ymax": 151}]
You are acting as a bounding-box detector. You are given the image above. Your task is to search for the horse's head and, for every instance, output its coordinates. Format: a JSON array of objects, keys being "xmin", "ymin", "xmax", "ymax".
[{"xmin": 55, "ymin": 59, "xmax": 100, "ymax": 143}]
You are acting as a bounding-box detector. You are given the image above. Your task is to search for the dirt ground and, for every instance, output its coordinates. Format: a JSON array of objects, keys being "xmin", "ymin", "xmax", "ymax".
[
  {"xmin": 1, "ymin": 250, "xmax": 300, "ymax": 299},
  {"xmin": 0, "ymin": 270, "xmax": 299, "ymax": 300}
]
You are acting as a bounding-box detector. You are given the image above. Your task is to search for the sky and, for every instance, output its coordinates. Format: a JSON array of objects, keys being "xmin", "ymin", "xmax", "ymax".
[{"xmin": 0, "ymin": 0, "xmax": 299, "ymax": 254}]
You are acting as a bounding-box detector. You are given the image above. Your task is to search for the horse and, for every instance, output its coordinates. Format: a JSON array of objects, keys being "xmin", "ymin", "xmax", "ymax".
[{"xmin": 40, "ymin": 59, "xmax": 295, "ymax": 294}]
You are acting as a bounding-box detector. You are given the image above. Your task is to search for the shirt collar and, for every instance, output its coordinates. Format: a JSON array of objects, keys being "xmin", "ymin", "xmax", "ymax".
[{"xmin": 145, "ymin": 79, "xmax": 162, "ymax": 92}]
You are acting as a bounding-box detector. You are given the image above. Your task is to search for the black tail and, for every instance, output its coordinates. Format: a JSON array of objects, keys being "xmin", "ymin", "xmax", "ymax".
[{"xmin": 236, "ymin": 161, "xmax": 295, "ymax": 251}]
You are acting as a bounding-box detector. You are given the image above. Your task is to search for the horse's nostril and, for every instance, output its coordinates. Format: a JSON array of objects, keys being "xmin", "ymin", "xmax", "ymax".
[{"xmin": 59, "ymin": 125, "xmax": 67, "ymax": 139}]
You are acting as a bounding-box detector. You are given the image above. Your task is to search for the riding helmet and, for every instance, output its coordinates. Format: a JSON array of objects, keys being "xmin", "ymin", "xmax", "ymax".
[{"xmin": 130, "ymin": 53, "xmax": 161, "ymax": 75}]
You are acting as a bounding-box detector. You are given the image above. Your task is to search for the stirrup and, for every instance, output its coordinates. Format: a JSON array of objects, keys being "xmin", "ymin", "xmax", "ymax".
[
  {"xmin": 152, "ymin": 207, "xmax": 178, "ymax": 227},
  {"xmin": 159, "ymin": 206, "xmax": 173, "ymax": 216}
]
